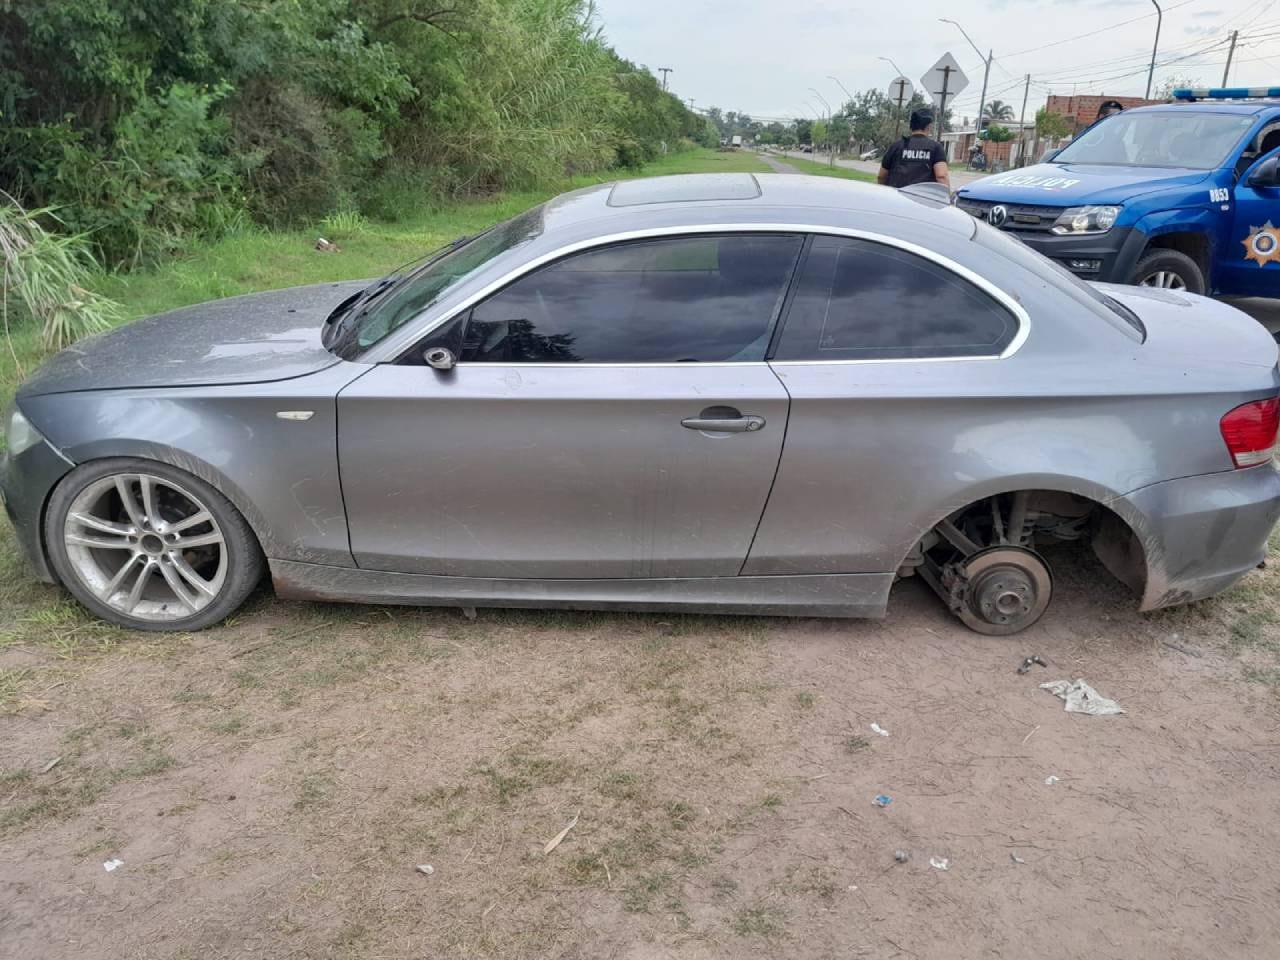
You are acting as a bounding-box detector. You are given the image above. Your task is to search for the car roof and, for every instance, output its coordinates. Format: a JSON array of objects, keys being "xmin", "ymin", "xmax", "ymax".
[{"xmin": 539, "ymin": 173, "xmax": 977, "ymax": 239}]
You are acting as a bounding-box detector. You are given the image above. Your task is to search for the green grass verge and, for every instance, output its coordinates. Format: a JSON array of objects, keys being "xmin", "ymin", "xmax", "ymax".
[
  {"xmin": 774, "ymin": 153, "xmax": 878, "ymax": 183},
  {"xmin": 0, "ymin": 148, "xmax": 770, "ymax": 411}
]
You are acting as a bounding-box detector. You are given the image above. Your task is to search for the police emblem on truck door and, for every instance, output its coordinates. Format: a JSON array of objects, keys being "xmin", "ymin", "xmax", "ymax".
[{"xmin": 1243, "ymin": 222, "xmax": 1280, "ymax": 267}]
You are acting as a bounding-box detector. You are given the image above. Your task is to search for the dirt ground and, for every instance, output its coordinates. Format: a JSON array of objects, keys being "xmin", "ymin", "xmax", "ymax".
[{"xmin": 3, "ymin": 538, "xmax": 1280, "ymax": 960}]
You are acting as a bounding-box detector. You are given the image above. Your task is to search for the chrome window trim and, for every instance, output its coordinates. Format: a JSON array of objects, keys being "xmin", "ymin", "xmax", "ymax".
[{"xmin": 363, "ymin": 223, "xmax": 1031, "ymax": 365}]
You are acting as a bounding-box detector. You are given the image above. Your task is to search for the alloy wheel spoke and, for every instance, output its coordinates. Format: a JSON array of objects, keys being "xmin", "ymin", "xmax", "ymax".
[
  {"xmin": 70, "ymin": 512, "xmax": 132, "ymax": 536},
  {"xmin": 169, "ymin": 510, "xmax": 212, "ymax": 533},
  {"xmin": 176, "ymin": 531, "xmax": 223, "ymax": 549},
  {"xmin": 65, "ymin": 532, "xmax": 134, "ymax": 550},
  {"xmin": 139, "ymin": 475, "xmax": 161, "ymax": 529},
  {"xmin": 125, "ymin": 561, "xmax": 156, "ymax": 612},
  {"xmin": 100, "ymin": 555, "xmax": 141, "ymax": 600},
  {"xmin": 115, "ymin": 476, "xmax": 146, "ymax": 528},
  {"xmin": 157, "ymin": 561, "xmax": 200, "ymax": 612},
  {"xmin": 171, "ymin": 553, "xmax": 217, "ymax": 597}
]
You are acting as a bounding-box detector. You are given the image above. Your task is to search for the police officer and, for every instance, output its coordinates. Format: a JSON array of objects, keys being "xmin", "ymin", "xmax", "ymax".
[{"xmin": 878, "ymin": 109, "xmax": 951, "ymax": 189}]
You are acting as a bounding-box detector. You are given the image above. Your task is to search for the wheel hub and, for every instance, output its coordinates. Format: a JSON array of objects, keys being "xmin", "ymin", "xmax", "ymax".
[{"xmin": 956, "ymin": 547, "xmax": 1053, "ymax": 636}]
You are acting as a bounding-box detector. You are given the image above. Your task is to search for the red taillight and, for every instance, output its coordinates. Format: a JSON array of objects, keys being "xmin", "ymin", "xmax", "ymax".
[{"xmin": 1220, "ymin": 397, "xmax": 1280, "ymax": 468}]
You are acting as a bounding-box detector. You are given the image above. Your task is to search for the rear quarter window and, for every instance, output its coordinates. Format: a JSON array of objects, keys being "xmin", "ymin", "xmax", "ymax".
[{"xmin": 773, "ymin": 235, "xmax": 1019, "ymax": 361}]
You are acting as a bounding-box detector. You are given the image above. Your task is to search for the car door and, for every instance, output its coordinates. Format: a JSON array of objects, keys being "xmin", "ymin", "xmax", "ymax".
[
  {"xmin": 744, "ymin": 232, "xmax": 1026, "ymax": 576},
  {"xmin": 337, "ymin": 232, "xmax": 803, "ymax": 580},
  {"xmin": 1220, "ymin": 120, "xmax": 1280, "ymax": 297}
]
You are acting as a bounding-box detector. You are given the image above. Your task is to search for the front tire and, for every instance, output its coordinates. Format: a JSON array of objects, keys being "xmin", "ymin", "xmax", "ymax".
[
  {"xmin": 44, "ymin": 458, "xmax": 263, "ymax": 631},
  {"xmin": 1130, "ymin": 248, "xmax": 1205, "ymax": 294}
]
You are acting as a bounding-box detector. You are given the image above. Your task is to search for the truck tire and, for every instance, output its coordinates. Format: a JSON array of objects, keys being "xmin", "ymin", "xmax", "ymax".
[{"xmin": 1130, "ymin": 249, "xmax": 1205, "ymax": 294}]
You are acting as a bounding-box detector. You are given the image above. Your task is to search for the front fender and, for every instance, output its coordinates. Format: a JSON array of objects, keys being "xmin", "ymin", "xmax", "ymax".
[{"xmin": 19, "ymin": 371, "xmax": 357, "ymax": 568}]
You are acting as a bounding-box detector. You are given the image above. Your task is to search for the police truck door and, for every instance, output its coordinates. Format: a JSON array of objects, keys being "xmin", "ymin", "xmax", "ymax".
[{"xmin": 1222, "ymin": 135, "xmax": 1280, "ymax": 298}]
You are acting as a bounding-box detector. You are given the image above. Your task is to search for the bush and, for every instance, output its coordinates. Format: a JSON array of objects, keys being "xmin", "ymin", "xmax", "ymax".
[
  {"xmin": 0, "ymin": 195, "xmax": 124, "ymax": 350},
  {"xmin": 44, "ymin": 83, "xmax": 240, "ymax": 266}
]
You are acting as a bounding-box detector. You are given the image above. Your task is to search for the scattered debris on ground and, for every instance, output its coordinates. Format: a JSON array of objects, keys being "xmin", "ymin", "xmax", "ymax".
[{"xmin": 1040, "ymin": 678, "xmax": 1126, "ymax": 715}]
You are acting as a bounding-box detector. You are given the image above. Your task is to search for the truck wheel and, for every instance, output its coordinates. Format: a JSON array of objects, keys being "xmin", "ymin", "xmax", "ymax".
[{"xmin": 1130, "ymin": 249, "xmax": 1205, "ymax": 294}]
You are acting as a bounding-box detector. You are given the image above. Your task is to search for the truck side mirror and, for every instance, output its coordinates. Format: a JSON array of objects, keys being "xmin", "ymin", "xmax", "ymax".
[{"xmin": 1248, "ymin": 155, "xmax": 1280, "ymax": 188}]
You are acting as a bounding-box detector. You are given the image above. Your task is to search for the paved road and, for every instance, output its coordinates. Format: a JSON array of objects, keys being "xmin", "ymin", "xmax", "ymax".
[
  {"xmin": 777, "ymin": 149, "xmax": 990, "ymax": 187},
  {"xmin": 759, "ymin": 154, "xmax": 801, "ymax": 174}
]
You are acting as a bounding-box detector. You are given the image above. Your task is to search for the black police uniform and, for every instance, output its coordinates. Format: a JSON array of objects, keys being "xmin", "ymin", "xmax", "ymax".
[{"xmin": 880, "ymin": 134, "xmax": 947, "ymax": 188}]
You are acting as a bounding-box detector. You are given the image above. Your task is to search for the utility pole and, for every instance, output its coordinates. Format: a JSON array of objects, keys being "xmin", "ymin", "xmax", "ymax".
[
  {"xmin": 686, "ymin": 97, "xmax": 695, "ymax": 110},
  {"xmin": 659, "ymin": 67, "xmax": 673, "ymax": 91},
  {"xmin": 937, "ymin": 65, "xmax": 956, "ymax": 141},
  {"xmin": 1223, "ymin": 31, "xmax": 1238, "ymax": 86},
  {"xmin": 890, "ymin": 77, "xmax": 910, "ymax": 138},
  {"xmin": 1145, "ymin": 1, "xmax": 1163, "ymax": 99},
  {"xmin": 1018, "ymin": 74, "xmax": 1031, "ymax": 168}
]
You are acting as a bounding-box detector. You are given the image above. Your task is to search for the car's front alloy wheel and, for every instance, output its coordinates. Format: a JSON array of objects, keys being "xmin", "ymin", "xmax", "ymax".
[{"xmin": 46, "ymin": 459, "xmax": 263, "ymax": 630}]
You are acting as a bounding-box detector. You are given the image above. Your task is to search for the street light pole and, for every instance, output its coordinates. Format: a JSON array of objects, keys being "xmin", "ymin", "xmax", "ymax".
[
  {"xmin": 941, "ymin": 18, "xmax": 992, "ymax": 136},
  {"xmin": 1145, "ymin": 1, "xmax": 1163, "ymax": 100},
  {"xmin": 827, "ymin": 75, "xmax": 854, "ymax": 108},
  {"xmin": 658, "ymin": 67, "xmax": 673, "ymax": 91}
]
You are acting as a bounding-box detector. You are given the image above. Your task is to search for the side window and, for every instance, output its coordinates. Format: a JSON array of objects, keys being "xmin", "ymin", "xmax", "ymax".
[
  {"xmin": 460, "ymin": 234, "xmax": 802, "ymax": 363},
  {"xmin": 772, "ymin": 235, "xmax": 1018, "ymax": 361}
]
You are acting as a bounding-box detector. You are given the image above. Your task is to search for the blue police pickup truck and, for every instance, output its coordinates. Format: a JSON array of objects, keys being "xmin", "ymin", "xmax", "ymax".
[{"xmin": 955, "ymin": 88, "xmax": 1280, "ymax": 298}]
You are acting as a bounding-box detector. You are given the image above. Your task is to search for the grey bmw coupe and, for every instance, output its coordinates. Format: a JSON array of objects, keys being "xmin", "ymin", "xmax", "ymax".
[{"xmin": 3, "ymin": 174, "xmax": 1279, "ymax": 635}]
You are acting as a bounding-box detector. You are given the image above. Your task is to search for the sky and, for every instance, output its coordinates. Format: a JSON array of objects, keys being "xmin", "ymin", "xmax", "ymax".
[{"xmin": 593, "ymin": 0, "xmax": 1280, "ymax": 124}]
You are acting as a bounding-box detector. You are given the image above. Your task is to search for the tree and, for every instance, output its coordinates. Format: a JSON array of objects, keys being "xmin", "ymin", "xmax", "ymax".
[
  {"xmin": 984, "ymin": 124, "xmax": 1014, "ymax": 142},
  {"xmin": 1034, "ymin": 107, "xmax": 1071, "ymax": 141},
  {"xmin": 1153, "ymin": 74, "xmax": 1202, "ymax": 100},
  {"xmin": 810, "ymin": 120, "xmax": 828, "ymax": 150},
  {"xmin": 982, "ymin": 100, "xmax": 1015, "ymax": 122}
]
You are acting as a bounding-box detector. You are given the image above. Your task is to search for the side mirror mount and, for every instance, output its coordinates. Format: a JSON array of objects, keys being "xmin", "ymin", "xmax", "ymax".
[
  {"xmin": 423, "ymin": 346, "xmax": 456, "ymax": 371},
  {"xmin": 1248, "ymin": 155, "xmax": 1280, "ymax": 189}
]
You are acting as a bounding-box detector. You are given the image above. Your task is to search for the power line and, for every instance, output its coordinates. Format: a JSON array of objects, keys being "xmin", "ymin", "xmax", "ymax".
[{"xmin": 1003, "ymin": 0, "xmax": 1199, "ymax": 59}]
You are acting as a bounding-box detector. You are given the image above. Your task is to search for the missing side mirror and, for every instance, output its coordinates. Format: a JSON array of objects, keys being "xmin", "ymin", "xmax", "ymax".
[{"xmin": 423, "ymin": 346, "xmax": 456, "ymax": 371}]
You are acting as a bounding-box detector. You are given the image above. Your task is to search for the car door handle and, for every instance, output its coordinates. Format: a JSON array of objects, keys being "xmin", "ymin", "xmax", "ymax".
[{"xmin": 681, "ymin": 414, "xmax": 766, "ymax": 433}]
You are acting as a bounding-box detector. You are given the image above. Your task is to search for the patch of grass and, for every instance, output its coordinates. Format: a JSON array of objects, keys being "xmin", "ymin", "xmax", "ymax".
[
  {"xmin": 784, "ymin": 864, "xmax": 838, "ymax": 901},
  {"xmin": 294, "ymin": 772, "xmax": 336, "ymax": 810},
  {"xmin": 208, "ymin": 713, "xmax": 247, "ymax": 735},
  {"xmin": 776, "ymin": 152, "xmax": 878, "ymax": 183},
  {"xmin": 731, "ymin": 903, "xmax": 788, "ymax": 938},
  {"xmin": 1243, "ymin": 665, "xmax": 1280, "ymax": 685},
  {"xmin": 794, "ymin": 691, "xmax": 817, "ymax": 710},
  {"xmin": 665, "ymin": 800, "xmax": 696, "ymax": 831},
  {"xmin": 844, "ymin": 735, "xmax": 871, "ymax": 753},
  {"xmin": 622, "ymin": 871, "xmax": 672, "ymax": 913},
  {"xmin": 0, "ymin": 728, "xmax": 177, "ymax": 835},
  {"xmin": 760, "ymin": 793, "xmax": 784, "ymax": 811}
]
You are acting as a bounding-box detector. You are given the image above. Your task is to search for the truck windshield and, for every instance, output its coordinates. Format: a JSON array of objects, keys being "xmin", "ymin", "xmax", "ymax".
[
  {"xmin": 326, "ymin": 205, "xmax": 545, "ymax": 359},
  {"xmin": 1051, "ymin": 111, "xmax": 1256, "ymax": 170}
]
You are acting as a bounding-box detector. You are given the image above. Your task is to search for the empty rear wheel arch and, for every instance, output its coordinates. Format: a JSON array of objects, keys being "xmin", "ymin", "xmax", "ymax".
[{"xmin": 900, "ymin": 489, "xmax": 1148, "ymax": 634}]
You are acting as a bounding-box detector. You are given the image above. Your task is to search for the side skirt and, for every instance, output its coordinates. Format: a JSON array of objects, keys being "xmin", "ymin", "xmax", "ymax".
[{"xmin": 270, "ymin": 560, "xmax": 893, "ymax": 619}]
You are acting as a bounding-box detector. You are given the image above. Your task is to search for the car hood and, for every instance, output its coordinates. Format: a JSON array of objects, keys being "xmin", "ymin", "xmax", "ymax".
[
  {"xmin": 962, "ymin": 162, "xmax": 1212, "ymax": 205},
  {"xmin": 17, "ymin": 280, "xmax": 368, "ymax": 398},
  {"xmin": 1096, "ymin": 283, "xmax": 1280, "ymax": 372}
]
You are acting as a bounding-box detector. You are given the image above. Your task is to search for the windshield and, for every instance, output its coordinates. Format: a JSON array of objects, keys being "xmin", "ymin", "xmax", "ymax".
[
  {"xmin": 1051, "ymin": 111, "xmax": 1256, "ymax": 170},
  {"xmin": 327, "ymin": 205, "xmax": 545, "ymax": 359}
]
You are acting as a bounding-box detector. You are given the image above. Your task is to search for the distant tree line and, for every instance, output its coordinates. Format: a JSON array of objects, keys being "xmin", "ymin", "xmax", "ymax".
[
  {"xmin": 0, "ymin": 0, "xmax": 710, "ymax": 266},
  {"xmin": 704, "ymin": 89, "xmax": 954, "ymax": 154}
]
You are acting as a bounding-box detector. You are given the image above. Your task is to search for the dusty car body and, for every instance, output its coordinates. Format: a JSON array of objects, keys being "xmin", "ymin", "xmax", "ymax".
[{"xmin": 3, "ymin": 173, "xmax": 1279, "ymax": 634}]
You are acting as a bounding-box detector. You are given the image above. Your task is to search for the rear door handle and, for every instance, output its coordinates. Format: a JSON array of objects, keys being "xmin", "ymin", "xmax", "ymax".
[{"xmin": 681, "ymin": 415, "xmax": 766, "ymax": 433}]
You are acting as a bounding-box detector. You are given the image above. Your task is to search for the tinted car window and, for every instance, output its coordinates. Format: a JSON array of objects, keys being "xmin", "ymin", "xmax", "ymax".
[
  {"xmin": 773, "ymin": 236, "xmax": 1017, "ymax": 361},
  {"xmin": 462, "ymin": 234, "xmax": 802, "ymax": 363}
]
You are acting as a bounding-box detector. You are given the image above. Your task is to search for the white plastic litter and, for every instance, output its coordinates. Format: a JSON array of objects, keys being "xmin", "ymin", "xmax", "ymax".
[
  {"xmin": 103, "ymin": 859, "xmax": 124, "ymax": 872},
  {"xmin": 870, "ymin": 722, "xmax": 890, "ymax": 737},
  {"xmin": 929, "ymin": 857, "xmax": 949, "ymax": 871},
  {"xmin": 1044, "ymin": 775, "xmax": 1060, "ymax": 785},
  {"xmin": 415, "ymin": 864, "xmax": 435, "ymax": 876},
  {"xmin": 1039, "ymin": 679, "xmax": 1125, "ymax": 716}
]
